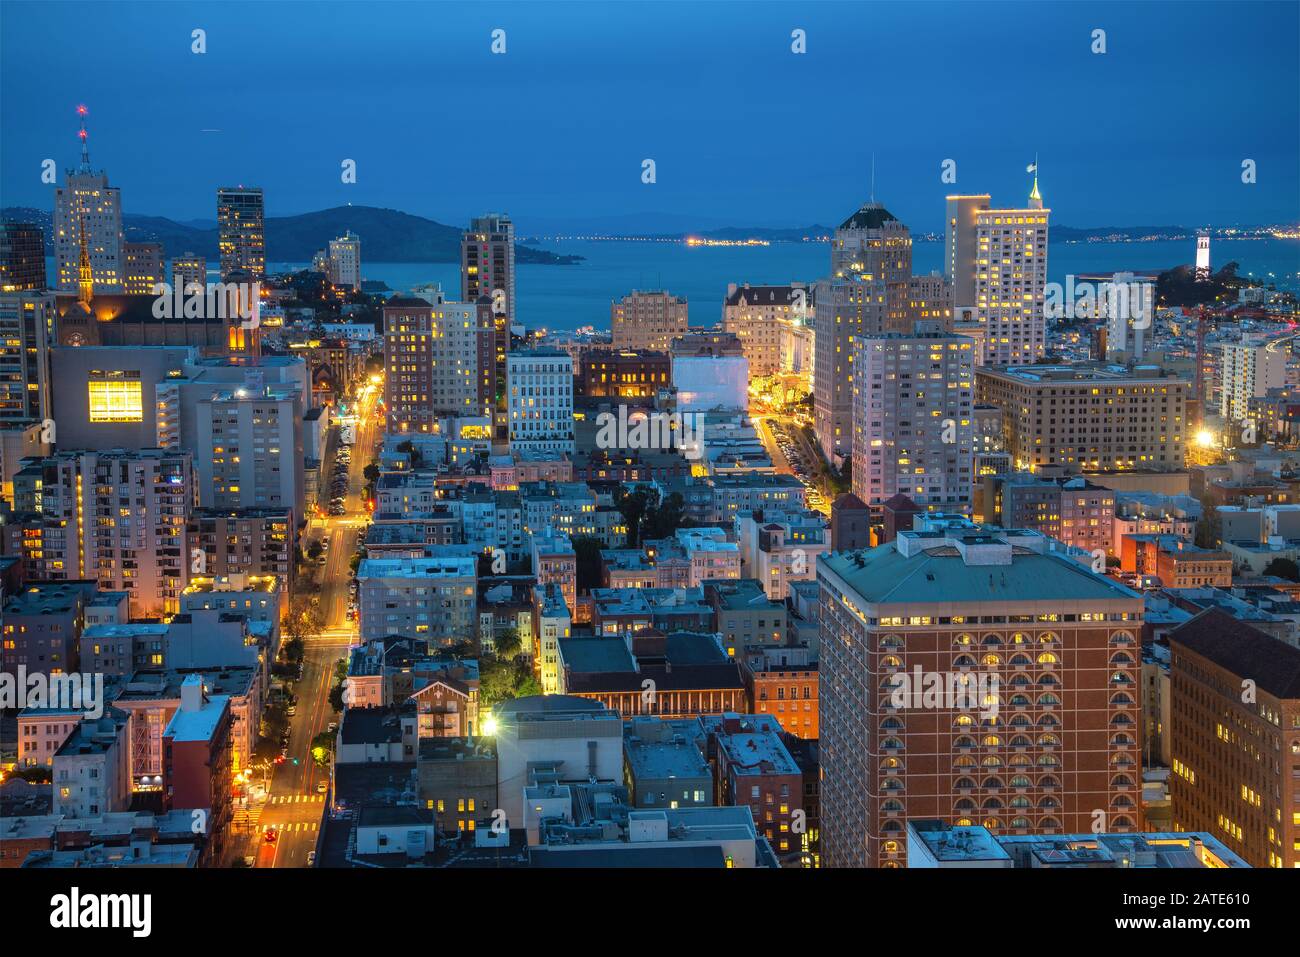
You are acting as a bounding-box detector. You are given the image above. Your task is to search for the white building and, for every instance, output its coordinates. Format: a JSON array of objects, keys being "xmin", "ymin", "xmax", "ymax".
[
  {"xmin": 490, "ymin": 695, "xmax": 623, "ymax": 827},
  {"xmin": 328, "ymin": 231, "xmax": 361, "ymax": 290},
  {"xmin": 507, "ymin": 349, "xmax": 574, "ymax": 454},
  {"xmin": 1220, "ymin": 338, "xmax": 1287, "ymax": 421},
  {"xmin": 852, "ymin": 324, "xmax": 977, "ymax": 512},
  {"xmin": 671, "ymin": 331, "xmax": 748, "ymax": 414},
  {"xmin": 733, "ymin": 508, "xmax": 831, "ymax": 600},
  {"xmin": 54, "ymin": 139, "xmax": 124, "ymax": 293},
  {"xmin": 946, "ymin": 187, "xmax": 1050, "ymax": 364},
  {"xmin": 52, "ymin": 709, "xmax": 131, "ymax": 820}
]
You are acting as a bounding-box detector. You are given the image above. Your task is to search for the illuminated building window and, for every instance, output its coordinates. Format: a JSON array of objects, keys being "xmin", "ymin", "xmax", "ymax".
[{"xmin": 88, "ymin": 379, "xmax": 144, "ymax": 423}]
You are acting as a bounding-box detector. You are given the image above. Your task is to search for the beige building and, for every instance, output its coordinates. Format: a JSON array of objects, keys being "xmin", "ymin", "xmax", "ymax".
[
  {"xmin": 383, "ymin": 294, "xmax": 495, "ymax": 434},
  {"xmin": 122, "ymin": 243, "xmax": 164, "ymax": 296},
  {"xmin": 722, "ymin": 283, "xmax": 809, "ymax": 377},
  {"xmin": 946, "ymin": 190, "xmax": 1050, "ymax": 364},
  {"xmin": 611, "ymin": 290, "xmax": 688, "ymax": 352},
  {"xmin": 851, "ymin": 325, "xmax": 977, "ymax": 512},
  {"xmin": 976, "ymin": 363, "xmax": 1188, "ymax": 475}
]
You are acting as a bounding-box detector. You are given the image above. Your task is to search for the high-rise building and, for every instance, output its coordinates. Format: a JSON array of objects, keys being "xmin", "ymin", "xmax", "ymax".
[
  {"xmin": 328, "ymin": 230, "xmax": 361, "ymax": 290},
  {"xmin": 195, "ymin": 385, "xmax": 304, "ymax": 519},
  {"xmin": 217, "ymin": 187, "xmax": 265, "ymax": 280},
  {"xmin": 945, "ymin": 194, "xmax": 991, "ymax": 309},
  {"xmin": 0, "ymin": 291, "xmax": 55, "ymax": 423},
  {"xmin": 461, "ymin": 214, "xmax": 515, "ymax": 440},
  {"xmin": 1220, "ymin": 338, "xmax": 1287, "ymax": 421},
  {"xmin": 0, "ymin": 223, "xmax": 48, "ymax": 291},
  {"xmin": 507, "ymin": 349, "xmax": 574, "ymax": 455},
  {"xmin": 976, "ymin": 363, "xmax": 1189, "ymax": 474},
  {"xmin": 383, "ymin": 294, "xmax": 495, "ymax": 434},
  {"xmin": 12, "ymin": 448, "xmax": 193, "ymax": 616},
  {"xmin": 813, "ymin": 275, "xmax": 887, "ymax": 465},
  {"xmin": 171, "ymin": 252, "xmax": 207, "ymax": 293},
  {"xmin": 122, "ymin": 242, "xmax": 164, "ymax": 296},
  {"xmin": 54, "ymin": 111, "xmax": 124, "ymax": 294},
  {"xmin": 958, "ymin": 186, "xmax": 1050, "ymax": 365},
  {"xmin": 461, "ymin": 214, "xmax": 515, "ymax": 318},
  {"xmin": 813, "ymin": 202, "xmax": 912, "ymax": 465},
  {"xmin": 611, "ymin": 289, "xmax": 689, "ymax": 352},
  {"xmin": 1168, "ymin": 608, "xmax": 1300, "ymax": 869},
  {"xmin": 818, "ymin": 518, "xmax": 1144, "ymax": 867},
  {"xmin": 851, "ymin": 324, "xmax": 976, "ymax": 512}
]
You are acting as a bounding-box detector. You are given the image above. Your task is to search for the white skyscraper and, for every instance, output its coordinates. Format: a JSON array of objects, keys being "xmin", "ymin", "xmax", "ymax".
[
  {"xmin": 507, "ymin": 349, "xmax": 574, "ymax": 455},
  {"xmin": 53, "ymin": 109, "xmax": 124, "ymax": 293},
  {"xmin": 328, "ymin": 230, "xmax": 361, "ymax": 290},
  {"xmin": 946, "ymin": 180, "xmax": 1050, "ymax": 365},
  {"xmin": 851, "ymin": 323, "xmax": 976, "ymax": 512}
]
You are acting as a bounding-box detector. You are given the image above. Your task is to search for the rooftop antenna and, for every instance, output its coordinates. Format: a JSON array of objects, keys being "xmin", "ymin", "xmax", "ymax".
[
  {"xmin": 76, "ymin": 104, "xmax": 89, "ymax": 172},
  {"xmin": 870, "ymin": 153, "xmax": 876, "ymax": 204}
]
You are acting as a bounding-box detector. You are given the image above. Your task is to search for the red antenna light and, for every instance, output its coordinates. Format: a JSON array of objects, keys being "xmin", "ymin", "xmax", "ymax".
[{"xmin": 77, "ymin": 104, "xmax": 87, "ymax": 116}]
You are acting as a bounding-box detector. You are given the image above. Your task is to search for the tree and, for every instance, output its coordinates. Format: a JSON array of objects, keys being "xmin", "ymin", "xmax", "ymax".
[
  {"xmin": 1194, "ymin": 501, "xmax": 1221, "ymax": 549},
  {"xmin": 479, "ymin": 658, "xmax": 540, "ymax": 709},
  {"xmin": 642, "ymin": 491, "xmax": 688, "ymax": 540},
  {"xmin": 615, "ymin": 488, "xmax": 655, "ymax": 547},
  {"xmin": 282, "ymin": 596, "xmax": 325, "ymax": 646},
  {"xmin": 363, "ymin": 463, "xmax": 380, "ymax": 484},
  {"xmin": 492, "ymin": 627, "xmax": 523, "ymax": 660},
  {"xmin": 310, "ymin": 730, "xmax": 335, "ymax": 767},
  {"xmin": 1263, "ymin": 557, "xmax": 1300, "ymax": 581},
  {"xmin": 573, "ymin": 535, "xmax": 604, "ymax": 593}
]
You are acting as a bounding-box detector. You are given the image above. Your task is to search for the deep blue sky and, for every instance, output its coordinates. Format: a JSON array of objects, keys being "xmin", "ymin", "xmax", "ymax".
[{"xmin": 1, "ymin": 1, "xmax": 1297, "ymax": 232}]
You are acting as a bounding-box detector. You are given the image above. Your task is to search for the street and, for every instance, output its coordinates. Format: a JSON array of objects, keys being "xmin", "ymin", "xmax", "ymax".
[{"xmin": 251, "ymin": 378, "xmax": 382, "ymax": 867}]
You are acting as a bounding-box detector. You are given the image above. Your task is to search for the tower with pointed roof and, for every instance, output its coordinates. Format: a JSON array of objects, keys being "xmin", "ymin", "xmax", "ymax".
[{"xmin": 53, "ymin": 105, "xmax": 124, "ymax": 294}]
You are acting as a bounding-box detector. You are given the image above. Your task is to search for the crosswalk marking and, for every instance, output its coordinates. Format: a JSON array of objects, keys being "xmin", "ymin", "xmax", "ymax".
[{"xmin": 268, "ymin": 794, "xmax": 326, "ymax": 805}]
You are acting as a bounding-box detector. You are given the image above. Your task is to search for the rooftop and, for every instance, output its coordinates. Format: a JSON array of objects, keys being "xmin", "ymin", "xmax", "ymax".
[{"xmin": 1170, "ymin": 607, "xmax": 1300, "ymax": 699}]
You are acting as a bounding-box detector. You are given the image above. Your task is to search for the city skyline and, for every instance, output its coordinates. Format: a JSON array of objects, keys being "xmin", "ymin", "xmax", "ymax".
[
  {"xmin": 3, "ymin": 0, "xmax": 1298, "ymax": 921},
  {"xmin": 1, "ymin": 1, "xmax": 1297, "ymax": 232}
]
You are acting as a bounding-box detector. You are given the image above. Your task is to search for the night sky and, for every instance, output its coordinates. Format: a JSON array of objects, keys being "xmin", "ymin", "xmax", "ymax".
[{"xmin": 1, "ymin": 0, "xmax": 1296, "ymax": 231}]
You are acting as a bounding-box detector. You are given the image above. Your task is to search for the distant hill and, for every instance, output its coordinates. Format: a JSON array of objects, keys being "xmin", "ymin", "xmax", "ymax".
[{"xmin": 0, "ymin": 205, "xmax": 582, "ymax": 265}]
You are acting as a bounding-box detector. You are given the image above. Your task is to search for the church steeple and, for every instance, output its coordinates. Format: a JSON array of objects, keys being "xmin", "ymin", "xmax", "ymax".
[{"xmin": 77, "ymin": 209, "xmax": 93, "ymax": 307}]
